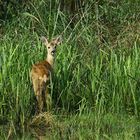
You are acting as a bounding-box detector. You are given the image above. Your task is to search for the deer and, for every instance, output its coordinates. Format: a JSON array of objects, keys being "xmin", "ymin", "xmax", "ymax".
[{"xmin": 31, "ymin": 36, "xmax": 62, "ymax": 113}]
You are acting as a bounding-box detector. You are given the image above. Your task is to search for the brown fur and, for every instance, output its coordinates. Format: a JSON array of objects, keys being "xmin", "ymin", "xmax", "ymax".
[{"xmin": 31, "ymin": 36, "xmax": 61, "ymax": 113}]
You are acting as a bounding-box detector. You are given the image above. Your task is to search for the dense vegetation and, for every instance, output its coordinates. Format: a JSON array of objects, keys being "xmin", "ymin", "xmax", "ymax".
[{"xmin": 0, "ymin": 0, "xmax": 140, "ymax": 139}]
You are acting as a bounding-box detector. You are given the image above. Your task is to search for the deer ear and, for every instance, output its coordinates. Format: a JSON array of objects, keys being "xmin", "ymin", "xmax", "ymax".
[
  {"xmin": 40, "ymin": 36, "xmax": 48, "ymax": 45},
  {"xmin": 54, "ymin": 36, "xmax": 62, "ymax": 45}
]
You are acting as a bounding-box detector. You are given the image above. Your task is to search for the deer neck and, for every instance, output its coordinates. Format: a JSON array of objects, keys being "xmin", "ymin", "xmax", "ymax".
[{"xmin": 46, "ymin": 54, "xmax": 55, "ymax": 67}]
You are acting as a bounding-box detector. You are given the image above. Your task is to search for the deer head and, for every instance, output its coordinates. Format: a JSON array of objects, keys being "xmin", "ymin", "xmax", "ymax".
[{"xmin": 41, "ymin": 36, "xmax": 62, "ymax": 57}]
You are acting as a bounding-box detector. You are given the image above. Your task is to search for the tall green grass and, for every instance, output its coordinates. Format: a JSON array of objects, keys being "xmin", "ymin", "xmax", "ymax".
[{"xmin": 0, "ymin": 0, "xmax": 140, "ymax": 139}]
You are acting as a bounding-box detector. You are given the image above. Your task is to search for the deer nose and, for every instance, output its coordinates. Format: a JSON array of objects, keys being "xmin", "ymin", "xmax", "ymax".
[
  {"xmin": 51, "ymin": 49, "xmax": 56, "ymax": 56},
  {"xmin": 52, "ymin": 50, "xmax": 55, "ymax": 53}
]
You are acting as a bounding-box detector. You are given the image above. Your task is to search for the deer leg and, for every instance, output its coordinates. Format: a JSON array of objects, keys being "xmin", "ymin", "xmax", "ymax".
[
  {"xmin": 36, "ymin": 89, "xmax": 43, "ymax": 113},
  {"xmin": 32, "ymin": 77, "xmax": 44, "ymax": 113},
  {"xmin": 45, "ymin": 86, "xmax": 52, "ymax": 111},
  {"xmin": 42, "ymin": 85, "xmax": 47, "ymax": 112},
  {"xmin": 40, "ymin": 84, "xmax": 51, "ymax": 112}
]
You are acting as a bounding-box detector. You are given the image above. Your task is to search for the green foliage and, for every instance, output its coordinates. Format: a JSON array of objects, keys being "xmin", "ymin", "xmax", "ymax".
[
  {"xmin": 0, "ymin": 0, "xmax": 32, "ymax": 20},
  {"xmin": 0, "ymin": 0, "xmax": 140, "ymax": 139}
]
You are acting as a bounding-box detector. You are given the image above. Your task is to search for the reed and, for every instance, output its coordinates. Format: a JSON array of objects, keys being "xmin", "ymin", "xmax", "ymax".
[{"xmin": 0, "ymin": 0, "xmax": 140, "ymax": 139}]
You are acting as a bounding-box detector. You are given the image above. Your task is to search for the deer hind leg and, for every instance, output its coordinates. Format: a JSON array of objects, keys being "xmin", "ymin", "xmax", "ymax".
[
  {"xmin": 45, "ymin": 85, "xmax": 52, "ymax": 111},
  {"xmin": 36, "ymin": 89, "xmax": 44, "ymax": 113},
  {"xmin": 40, "ymin": 75, "xmax": 52, "ymax": 111},
  {"xmin": 41, "ymin": 82, "xmax": 47, "ymax": 112},
  {"xmin": 32, "ymin": 78, "xmax": 44, "ymax": 113},
  {"xmin": 40, "ymin": 84, "xmax": 51, "ymax": 112}
]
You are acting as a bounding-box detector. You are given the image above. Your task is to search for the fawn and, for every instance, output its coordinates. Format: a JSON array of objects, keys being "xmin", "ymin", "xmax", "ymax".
[{"xmin": 31, "ymin": 36, "xmax": 61, "ymax": 113}]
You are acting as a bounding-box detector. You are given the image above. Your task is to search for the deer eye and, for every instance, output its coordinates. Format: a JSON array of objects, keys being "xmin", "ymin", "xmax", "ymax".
[{"xmin": 48, "ymin": 47, "xmax": 50, "ymax": 49}]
